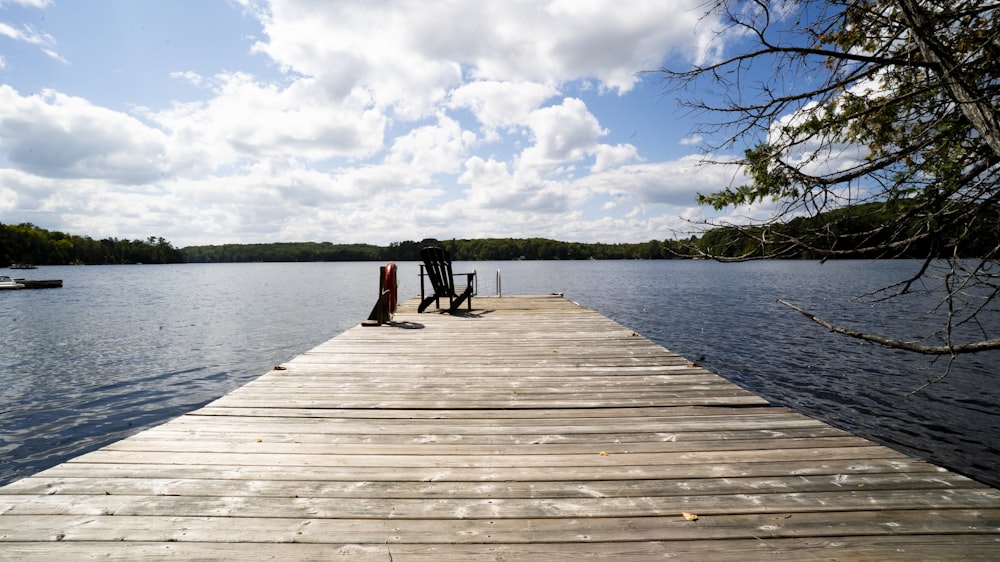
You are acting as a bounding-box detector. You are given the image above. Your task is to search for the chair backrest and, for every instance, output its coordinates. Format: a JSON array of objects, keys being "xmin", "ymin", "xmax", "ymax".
[{"xmin": 420, "ymin": 246, "xmax": 455, "ymax": 296}]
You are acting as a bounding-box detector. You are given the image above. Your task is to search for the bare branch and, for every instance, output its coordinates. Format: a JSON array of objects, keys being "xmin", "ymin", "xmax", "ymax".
[{"xmin": 777, "ymin": 298, "xmax": 1000, "ymax": 354}]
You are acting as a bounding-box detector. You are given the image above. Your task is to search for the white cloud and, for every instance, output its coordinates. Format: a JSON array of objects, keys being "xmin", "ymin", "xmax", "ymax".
[
  {"xmin": 562, "ymin": 155, "xmax": 743, "ymax": 218},
  {"xmin": 0, "ymin": 1, "xmax": 53, "ymax": 7},
  {"xmin": 592, "ymin": 144, "xmax": 639, "ymax": 173},
  {"xmin": 521, "ymin": 98, "xmax": 606, "ymax": 166},
  {"xmin": 170, "ymin": 71, "xmax": 203, "ymax": 86},
  {"xmin": 0, "ymin": 18, "xmax": 65, "ymax": 63},
  {"xmin": 456, "ymin": 97, "xmax": 645, "ymax": 215},
  {"xmin": 0, "ymin": 86, "xmax": 170, "ymax": 184},
  {"xmin": 147, "ymin": 72, "xmax": 388, "ymax": 170},
  {"xmin": 0, "ymin": 0, "xmax": 743, "ymax": 246},
  {"xmin": 385, "ymin": 115, "xmax": 477, "ymax": 179},
  {"xmin": 448, "ymin": 80, "xmax": 559, "ymax": 139},
  {"xmin": 244, "ymin": 0, "xmax": 466, "ymax": 119},
  {"xmin": 243, "ymin": 0, "xmax": 717, "ymax": 107}
]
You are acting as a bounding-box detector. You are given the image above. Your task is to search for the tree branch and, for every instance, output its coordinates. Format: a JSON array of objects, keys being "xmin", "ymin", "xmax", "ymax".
[
  {"xmin": 776, "ymin": 298, "xmax": 1000, "ymax": 354},
  {"xmin": 895, "ymin": 0, "xmax": 1000, "ymax": 158}
]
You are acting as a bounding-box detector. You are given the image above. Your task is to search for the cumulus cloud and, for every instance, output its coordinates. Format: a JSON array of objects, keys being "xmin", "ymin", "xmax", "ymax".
[
  {"xmin": 457, "ymin": 97, "xmax": 646, "ymax": 215},
  {"xmin": 241, "ymin": 0, "xmax": 716, "ymax": 107},
  {"xmin": 448, "ymin": 80, "xmax": 559, "ymax": 139},
  {"xmin": 385, "ymin": 115, "xmax": 477, "ymax": 180},
  {"xmin": 0, "ymin": 0, "xmax": 742, "ymax": 246},
  {"xmin": 0, "ymin": 86, "xmax": 170, "ymax": 184},
  {"xmin": 520, "ymin": 98, "xmax": 606, "ymax": 167},
  {"xmin": 146, "ymin": 72, "xmax": 389, "ymax": 171}
]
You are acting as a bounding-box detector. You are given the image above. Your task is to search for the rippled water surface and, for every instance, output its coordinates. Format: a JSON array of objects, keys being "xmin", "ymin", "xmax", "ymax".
[{"xmin": 1, "ymin": 261, "xmax": 997, "ymax": 487}]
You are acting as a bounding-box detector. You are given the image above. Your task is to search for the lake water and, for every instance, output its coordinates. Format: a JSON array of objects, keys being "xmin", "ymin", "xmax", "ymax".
[{"xmin": 1, "ymin": 261, "xmax": 997, "ymax": 488}]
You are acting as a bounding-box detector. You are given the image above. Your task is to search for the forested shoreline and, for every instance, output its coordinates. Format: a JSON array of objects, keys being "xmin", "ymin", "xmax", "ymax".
[
  {"xmin": 4, "ymin": 200, "xmax": 995, "ymax": 266},
  {"xmin": 179, "ymin": 238, "xmax": 686, "ymax": 262},
  {"xmin": 1, "ymin": 222, "xmax": 684, "ymax": 265},
  {"xmin": 0, "ymin": 223, "xmax": 185, "ymax": 266}
]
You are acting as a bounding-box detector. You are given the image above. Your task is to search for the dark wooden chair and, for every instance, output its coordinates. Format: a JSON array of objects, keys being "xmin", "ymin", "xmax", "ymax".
[{"xmin": 418, "ymin": 246, "xmax": 476, "ymax": 313}]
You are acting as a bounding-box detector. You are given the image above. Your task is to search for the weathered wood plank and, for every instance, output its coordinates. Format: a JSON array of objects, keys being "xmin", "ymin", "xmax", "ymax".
[
  {"xmin": 3, "ymin": 472, "xmax": 983, "ymax": 498},
  {"xmin": 5, "ymin": 537, "xmax": 1000, "ymax": 562},
  {"xmin": 188, "ymin": 405, "xmax": 797, "ymax": 418},
  {"xmin": 62, "ymin": 444, "xmax": 911, "ymax": 469},
  {"xmin": 117, "ymin": 427, "xmax": 856, "ymax": 446},
  {"xmin": 182, "ymin": 407, "xmax": 816, "ymax": 422},
  {"xmin": 28, "ymin": 456, "xmax": 952, "ymax": 482},
  {"xmin": 2, "ymin": 510, "xmax": 999, "ymax": 542},
  {"xmin": 99, "ymin": 436, "xmax": 874, "ymax": 456},
  {"xmin": 1, "ymin": 294, "xmax": 997, "ymax": 561},
  {"xmin": 7, "ymin": 489, "xmax": 1000, "ymax": 519}
]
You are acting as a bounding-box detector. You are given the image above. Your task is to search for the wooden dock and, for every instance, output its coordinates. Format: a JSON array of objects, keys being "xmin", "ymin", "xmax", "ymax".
[
  {"xmin": 2, "ymin": 295, "xmax": 998, "ymax": 560},
  {"xmin": 11, "ymin": 278, "xmax": 62, "ymax": 289}
]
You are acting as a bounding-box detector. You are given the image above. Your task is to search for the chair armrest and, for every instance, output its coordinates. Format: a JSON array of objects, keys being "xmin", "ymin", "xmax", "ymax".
[{"xmin": 452, "ymin": 271, "xmax": 477, "ymax": 295}]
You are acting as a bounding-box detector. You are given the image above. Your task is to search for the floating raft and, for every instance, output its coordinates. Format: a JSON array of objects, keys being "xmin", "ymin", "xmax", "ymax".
[{"xmin": 1, "ymin": 295, "xmax": 998, "ymax": 560}]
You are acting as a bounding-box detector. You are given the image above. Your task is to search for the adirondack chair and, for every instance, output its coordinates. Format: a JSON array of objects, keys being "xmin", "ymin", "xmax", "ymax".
[{"xmin": 418, "ymin": 246, "xmax": 476, "ymax": 313}]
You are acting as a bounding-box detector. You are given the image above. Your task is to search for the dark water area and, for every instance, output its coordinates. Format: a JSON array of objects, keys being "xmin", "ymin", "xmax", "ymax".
[{"xmin": 1, "ymin": 260, "xmax": 997, "ymax": 488}]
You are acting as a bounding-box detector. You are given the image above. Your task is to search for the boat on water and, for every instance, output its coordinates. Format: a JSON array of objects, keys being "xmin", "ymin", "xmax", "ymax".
[
  {"xmin": 0, "ymin": 275, "xmax": 25, "ymax": 290},
  {"xmin": 10, "ymin": 263, "xmax": 38, "ymax": 270}
]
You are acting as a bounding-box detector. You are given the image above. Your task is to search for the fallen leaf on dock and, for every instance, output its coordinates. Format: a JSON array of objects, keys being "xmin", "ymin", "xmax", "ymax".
[
  {"xmin": 682, "ymin": 512, "xmax": 699, "ymax": 521},
  {"xmin": 598, "ymin": 451, "xmax": 608, "ymax": 456}
]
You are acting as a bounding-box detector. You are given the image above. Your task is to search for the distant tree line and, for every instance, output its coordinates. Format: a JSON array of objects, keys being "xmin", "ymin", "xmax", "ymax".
[
  {"xmin": 180, "ymin": 238, "xmax": 688, "ymax": 262},
  {"xmin": 0, "ymin": 223, "xmax": 185, "ymax": 266},
  {"xmin": 694, "ymin": 201, "xmax": 1000, "ymax": 260},
  {"xmin": 181, "ymin": 242, "xmax": 388, "ymax": 263},
  {"xmin": 184, "ymin": 202, "xmax": 1000, "ymax": 263},
  {"xmin": 8, "ymin": 201, "xmax": 994, "ymax": 267}
]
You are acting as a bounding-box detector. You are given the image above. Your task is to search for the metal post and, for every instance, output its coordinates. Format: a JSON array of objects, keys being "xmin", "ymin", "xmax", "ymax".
[{"xmin": 419, "ymin": 264, "xmax": 426, "ymax": 302}]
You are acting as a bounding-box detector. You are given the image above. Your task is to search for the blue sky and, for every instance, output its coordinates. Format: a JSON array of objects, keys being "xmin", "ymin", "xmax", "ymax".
[{"xmin": 0, "ymin": 0, "xmax": 770, "ymax": 247}]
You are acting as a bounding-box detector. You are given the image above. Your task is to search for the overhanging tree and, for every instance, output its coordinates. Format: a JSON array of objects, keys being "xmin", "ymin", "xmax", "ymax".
[{"xmin": 661, "ymin": 0, "xmax": 1000, "ymax": 356}]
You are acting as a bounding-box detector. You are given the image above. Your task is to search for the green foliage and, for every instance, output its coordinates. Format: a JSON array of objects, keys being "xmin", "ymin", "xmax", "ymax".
[
  {"xmin": 691, "ymin": 201, "xmax": 1000, "ymax": 259},
  {"xmin": 180, "ymin": 242, "xmax": 384, "ymax": 263},
  {"xmin": 180, "ymin": 238, "xmax": 689, "ymax": 262},
  {"xmin": 0, "ymin": 223, "xmax": 185, "ymax": 266},
  {"xmin": 664, "ymin": 1, "xmax": 1000, "ymax": 355},
  {"xmin": 672, "ymin": 0, "xmax": 1000, "ymax": 262}
]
